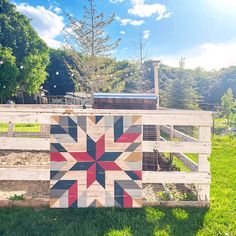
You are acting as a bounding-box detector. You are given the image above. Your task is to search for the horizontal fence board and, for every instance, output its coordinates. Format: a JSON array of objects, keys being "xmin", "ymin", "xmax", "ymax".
[
  {"xmin": 0, "ymin": 167, "xmax": 211, "ymax": 184},
  {"xmin": 0, "ymin": 105, "xmax": 213, "ymax": 114},
  {"xmin": 174, "ymin": 153, "xmax": 198, "ymax": 172},
  {"xmin": 0, "ymin": 137, "xmax": 50, "ymax": 151},
  {"xmin": 160, "ymin": 125, "xmax": 198, "ymax": 142},
  {"xmin": 0, "ymin": 200, "xmax": 210, "ymax": 208},
  {"xmin": 142, "ymin": 141, "xmax": 211, "ymax": 154},
  {"xmin": 0, "ymin": 138, "xmax": 211, "ymax": 153},
  {"xmin": 143, "ymin": 200, "xmax": 210, "ymax": 208},
  {"xmin": 0, "ymin": 167, "xmax": 50, "ymax": 181},
  {"xmin": 143, "ymin": 172, "xmax": 211, "ymax": 184},
  {"xmin": 0, "ymin": 107, "xmax": 213, "ymax": 127}
]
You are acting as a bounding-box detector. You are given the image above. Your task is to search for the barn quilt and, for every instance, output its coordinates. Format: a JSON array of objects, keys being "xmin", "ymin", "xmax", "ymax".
[{"xmin": 50, "ymin": 115, "xmax": 142, "ymax": 208}]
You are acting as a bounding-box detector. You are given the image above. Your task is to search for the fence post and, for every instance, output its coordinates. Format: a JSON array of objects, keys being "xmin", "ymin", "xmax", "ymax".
[
  {"xmin": 8, "ymin": 122, "xmax": 14, "ymax": 137},
  {"xmin": 40, "ymin": 124, "xmax": 50, "ymax": 138},
  {"xmin": 197, "ymin": 126, "xmax": 211, "ymax": 201}
]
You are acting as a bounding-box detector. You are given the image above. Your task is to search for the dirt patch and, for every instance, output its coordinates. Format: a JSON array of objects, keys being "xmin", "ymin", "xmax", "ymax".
[
  {"xmin": 0, "ymin": 151, "xmax": 49, "ymax": 166},
  {"xmin": 0, "ymin": 181, "xmax": 49, "ymax": 200}
]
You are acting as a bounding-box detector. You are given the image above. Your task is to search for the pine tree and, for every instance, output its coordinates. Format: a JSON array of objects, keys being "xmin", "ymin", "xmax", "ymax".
[
  {"xmin": 164, "ymin": 58, "xmax": 199, "ymax": 110},
  {"xmin": 64, "ymin": 0, "xmax": 122, "ymax": 93}
]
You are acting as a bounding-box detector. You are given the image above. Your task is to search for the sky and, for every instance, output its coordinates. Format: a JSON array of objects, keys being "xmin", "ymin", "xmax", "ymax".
[{"xmin": 13, "ymin": 0, "xmax": 236, "ymax": 70}]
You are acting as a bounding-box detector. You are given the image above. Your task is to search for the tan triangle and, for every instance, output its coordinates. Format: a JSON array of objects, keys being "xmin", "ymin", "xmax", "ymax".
[
  {"xmin": 132, "ymin": 115, "xmax": 141, "ymax": 125},
  {"xmin": 125, "ymin": 152, "xmax": 142, "ymax": 162},
  {"xmin": 95, "ymin": 199, "xmax": 104, "ymax": 208},
  {"xmin": 50, "ymin": 198, "xmax": 59, "ymax": 208},
  {"xmin": 51, "ymin": 116, "xmax": 60, "ymax": 124},
  {"xmin": 133, "ymin": 198, "xmax": 142, "ymax": 207},
  {"xmin": 88, "ymin": 116, "xmax": 95, "ymax": 124}
]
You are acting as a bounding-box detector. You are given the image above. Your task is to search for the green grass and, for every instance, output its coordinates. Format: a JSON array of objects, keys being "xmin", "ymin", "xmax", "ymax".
[
  {"xmin": 8, "ymin": 194, "xmax": 25, "ymax": 201},
  {"xmin": 0, "ymin": 123, "xmax": 40, "ymax": 133},
  {"xmin": 0, "ymin": 136, "xmax": 235, "ymax": 235},
  {"xmin": 14, "ymin": 124, "xmax": 40, "ymax": 133},
  {"xmin": 214, "ymin": 112, "xmax": 236, "ymax": 135},
  {"xmin": 0, "ymin": 123, "xmax": 8, "ymax": 132}
]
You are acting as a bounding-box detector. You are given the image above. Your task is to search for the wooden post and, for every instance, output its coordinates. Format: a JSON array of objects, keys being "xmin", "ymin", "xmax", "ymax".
[
  {"xmin": 153, "ymin": 60, "xmax": 161, "ymax": 141},
  {"xmin": 169, "ymin": 125, "xmax": 174, "ymax": 169},
  {"xmin": 197, "ymin": 126, "xmax": 211, "ymax": 201},
  {"xmin": 8, "ymin": 122, "xmax": 14, "ymax": 137},
  {"xmin": 153, "ymin": 60, "xmax": 161, "ymax": 109},
  {"xmin": 40, "ymin": 124, "xmax": 49, "ymax": 138}
]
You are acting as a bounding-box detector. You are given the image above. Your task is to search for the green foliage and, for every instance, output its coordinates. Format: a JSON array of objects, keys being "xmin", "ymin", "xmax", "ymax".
[
  {"xmin": 0, "ymin": 46, "xmax": 18, "ymax": 101},
  {"xmin": 221, "ymin": 88, "xmax": 235, "ymax": 124},
  {"xmin": 0, "ymin": 0, "xmax": 49, "ymax": 99},
  {"xmin": 164, "ymin": 77, "xmax": 199, "ymax": 110},
  {"xmin": 8, "ymin": 194, "xmax": 24, "ymax": 201},
  {"xmin": 45, "ymin": 49, "xmax": 75, "ymax": 95},
  {"xmin": 65, "ymin": 0, "xmax": 124, "ymax": 93}
]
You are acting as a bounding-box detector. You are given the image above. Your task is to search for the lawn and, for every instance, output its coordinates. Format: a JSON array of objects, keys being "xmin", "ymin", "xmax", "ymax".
[
  {"xmin": 0, "ymin": 123, "xmax": 40, "ymax": 133},
  {"xmin": 0, "ymin": 136, "xmax": 235, "ymax": 236}
]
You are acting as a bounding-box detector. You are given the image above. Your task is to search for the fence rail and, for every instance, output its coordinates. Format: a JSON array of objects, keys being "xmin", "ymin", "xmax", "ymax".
[{"xmin": 0, "ymin": 105, "xmax": 212, "ymax": 207}]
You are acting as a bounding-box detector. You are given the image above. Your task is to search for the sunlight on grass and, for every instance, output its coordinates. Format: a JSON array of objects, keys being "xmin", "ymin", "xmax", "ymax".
[
  {"xmin": 105, "ymin": 227, "xmax": 132, "ymax": 236},
  {"xmin": 14, "ymin": 124, "xmax": 40, "ymax": 132},
  {"xmin": 145, "ymin": 208, "xmax": 165, "ymax": 222},
  {"xmin": 0, "ymin": 123, "xmax": 8, "ymax": 132},
  {"xmin": 171, "ymin": 208, "xmax": 189, "ymax": 221},
  {"xmin": 0, "ymin": 136, "xmax": 235, "ymax": 235},
  {"xmin": 153, "ymin": 229, "xmax": 169, "ymax": 236}
]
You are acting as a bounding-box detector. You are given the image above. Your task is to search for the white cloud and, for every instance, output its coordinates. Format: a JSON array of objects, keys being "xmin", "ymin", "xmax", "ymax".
[
  {"xmin": 160, "ymin": 40, "xmax": 236, "ymax": 70},
  {"xmin": 120, "ymin": 31, "xmax": 126, "ymax": 35},
  {"xmin": 16, "ymin": 3, "xmax": 64, "ymax": 48},
  {"xmin": 128, "ymin": 0, "xmax": 171, "ymax": 21},
  {"xmin": 116, "ymin": 16, "xmax": 144, "ymax": 25},
  {"xmin": 53, "ymin": 7, "xmax": 62, "ymax": 14},
  {"xmin": 143, "ymin": 30, "xmax": 150, "ymax": 39}
]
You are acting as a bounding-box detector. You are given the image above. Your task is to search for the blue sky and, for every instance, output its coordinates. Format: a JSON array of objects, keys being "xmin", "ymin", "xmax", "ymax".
[{"xmin": 13, "ymin": 0, "xmax": 236, "ymax": 70}]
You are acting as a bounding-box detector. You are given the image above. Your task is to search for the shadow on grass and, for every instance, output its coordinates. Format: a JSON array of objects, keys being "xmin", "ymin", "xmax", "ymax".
[{"xmin": 0, "ymin": 206, "xmax": 208, "ymax": 236}]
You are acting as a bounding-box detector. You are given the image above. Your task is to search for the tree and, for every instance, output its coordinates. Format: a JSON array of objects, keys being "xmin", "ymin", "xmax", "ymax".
[
  {"xmin": 221, "ymin": 88, "xmax": 235, "ymax": 124},
  {"xmin": 0, "ymin": 47, "xmax": 18, "ymax": 103},
  {"xmin": 163, "ymin": 59, "xmax": 199, "ymax": 110},
  {"xmin": 0, "ymin": 0, "xmax": 49, "ymax": 99},
  {"xmin": 64, "ymin": 0, "xmax": 122, "ymax": 93},
  {"xmin": 45, "ymin": 49, "xmax": 75, "ymax": 95}
]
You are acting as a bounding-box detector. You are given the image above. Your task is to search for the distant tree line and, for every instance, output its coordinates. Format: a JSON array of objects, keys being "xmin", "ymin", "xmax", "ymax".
[{"xmin": 0, "ymin": 0, "xmax": 235, "ymax": 113}]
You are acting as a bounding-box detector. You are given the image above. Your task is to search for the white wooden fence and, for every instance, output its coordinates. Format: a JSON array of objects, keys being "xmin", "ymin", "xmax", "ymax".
[{"xmin": 0, "ymin": 105, "xmax": 212, "ymax": 206}]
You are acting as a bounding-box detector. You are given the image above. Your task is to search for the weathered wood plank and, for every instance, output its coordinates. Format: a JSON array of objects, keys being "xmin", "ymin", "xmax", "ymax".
[
  {"xmin": 0, "ymin": 167, "xmax": 50, "ymax": 180},
  {"xmin": 143, "ymin": 172, "xmax": 211, "ymax": 184},
  {"xmin": 196, "ymin": 184, "xmax": 210, "ymax": 201},
  {"xmin": 0, "ymin": 138, "xmax": 211, "ymax": 153},
  {"xmin": 0, "ymin": 113, "xmax": 213, "ymax": 126},
  {"xmin": 198, "ymin": 154, "xmax": 210, "ymax": 172},
  {"xmin": 143, "ymin": 200, "xmax": 210, "ymax": 208},
  {"xmin": 142, "ymin": 141, "xmax": 211, "ymax": 154},
  {"xmin": 0, "ymin": 137, "xmax": 50, "ymax": 151},
  {"xmin": 0, "ymin": 199, "xmax": 210, "ymax": 208},
  {"xmin": 199, "ymin": 126, "xmax": 211, "ymax": 142}
]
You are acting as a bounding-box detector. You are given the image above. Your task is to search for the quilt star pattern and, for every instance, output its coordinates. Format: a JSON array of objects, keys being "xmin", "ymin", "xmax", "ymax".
[{"xmin": 50, "ymin": 115, "xmax": 142, "ymax": 208}]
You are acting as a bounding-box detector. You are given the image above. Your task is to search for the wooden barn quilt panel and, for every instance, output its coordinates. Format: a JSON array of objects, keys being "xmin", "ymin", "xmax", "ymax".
[{"xmin": 50, "ymin": 115, "xmax": 142, "ymax": 208}]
